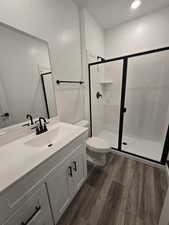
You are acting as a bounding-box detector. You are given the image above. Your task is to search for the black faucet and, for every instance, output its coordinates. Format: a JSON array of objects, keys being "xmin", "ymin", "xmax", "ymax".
[
  {"xmin": 26, "ymin": 114, "xmax": 34, "ymax": 125},
  {"xmin": 36, "ymin": 117, "xmax": 48, "ymax": 135}
]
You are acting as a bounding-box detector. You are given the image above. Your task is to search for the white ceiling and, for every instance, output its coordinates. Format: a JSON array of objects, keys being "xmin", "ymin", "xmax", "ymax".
[{"xmin": 73, "ymin": 0, "xmax": 169, "ymax": 29}]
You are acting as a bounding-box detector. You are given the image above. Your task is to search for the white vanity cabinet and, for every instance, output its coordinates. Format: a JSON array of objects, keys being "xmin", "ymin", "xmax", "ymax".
[
  {"xmin": 46, "ymin": 143, "xmax": 87, "ymax": 224},
  {"xmin": 0, "ymin": 130, "xmax": 87, "ymax": 225}
]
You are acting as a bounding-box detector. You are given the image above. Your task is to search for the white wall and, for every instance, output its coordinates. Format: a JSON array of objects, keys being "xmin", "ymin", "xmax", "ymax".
[
  {"xmin": 105, "ymin": 7, "xmax": 169, "ymax": 58},
  {"xmin": 83, "ymin": 9, "xmax": 104, "ymax": 57},
  {"xmin": 0, "ymin": 0, "xmax": 83, "ymax": 123}
]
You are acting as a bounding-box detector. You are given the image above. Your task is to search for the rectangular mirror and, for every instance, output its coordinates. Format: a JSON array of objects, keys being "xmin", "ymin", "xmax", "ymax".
[{"xmin": 0, "ymin": 23, "xmax": 57, "ymax": 129}]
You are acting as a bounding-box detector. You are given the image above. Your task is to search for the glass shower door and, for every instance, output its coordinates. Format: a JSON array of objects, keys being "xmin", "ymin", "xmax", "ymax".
[
  {"xmin": 122, "ymin": 51, "xmax": 169, "ymax": 161},
  {"xmin": 90, "ymin": 60, "xmax": 123, "ymax": 149},
  {"xmin": 103, "ymin": 61, "xmax": 123, "ymax": 149}
]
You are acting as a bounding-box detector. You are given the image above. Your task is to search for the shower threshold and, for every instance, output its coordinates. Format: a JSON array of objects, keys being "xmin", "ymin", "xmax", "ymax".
[{"xmin": 98, "ymin": 130, "xmax": 163, "ymax": 162}]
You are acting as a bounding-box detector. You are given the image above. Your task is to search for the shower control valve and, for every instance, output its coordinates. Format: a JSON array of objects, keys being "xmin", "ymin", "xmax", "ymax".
[{"xmin": 96, "ymin": 91, "xmax": 102, "ymax": 99}]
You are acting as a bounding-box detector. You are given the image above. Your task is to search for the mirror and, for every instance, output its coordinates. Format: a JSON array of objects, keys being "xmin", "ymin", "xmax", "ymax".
[{"xmin": 0, "ymin": 23, "xmax": 57, "ymax": 129}]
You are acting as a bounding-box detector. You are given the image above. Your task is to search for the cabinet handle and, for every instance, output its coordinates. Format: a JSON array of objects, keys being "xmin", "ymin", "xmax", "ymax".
[
  {"xmin": 21, "ymin": 205, "xmax": 41, "ymax": 225},
  {"xmin": 68, "ymin": 166, "xmax": 73, "ymax": 177},
  {"xmin": 73, "ymin": 161, "xmax": 77, "ymax": 172}
]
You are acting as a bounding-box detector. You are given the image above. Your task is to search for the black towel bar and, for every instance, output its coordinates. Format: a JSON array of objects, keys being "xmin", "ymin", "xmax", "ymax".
[{"xmin": 56, "ymin": 80, "xmax": 84, "ymax": 84}]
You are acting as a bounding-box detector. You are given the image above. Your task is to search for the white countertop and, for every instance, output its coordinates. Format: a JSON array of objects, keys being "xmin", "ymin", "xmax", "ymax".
[{"xmin": 0, "ymin": 122, "xmax": 87, "ymax": 194}]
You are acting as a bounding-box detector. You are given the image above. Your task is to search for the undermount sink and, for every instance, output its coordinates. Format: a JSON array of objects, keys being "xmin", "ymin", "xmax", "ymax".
[{"xmin": 25, "ymin": 124, "xmax": 75, "ymax": 148}]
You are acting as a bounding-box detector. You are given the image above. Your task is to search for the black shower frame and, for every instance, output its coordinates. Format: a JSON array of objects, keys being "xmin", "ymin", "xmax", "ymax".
[{"xmin": 88, "ymin": 46, "xmax": 169, "ymax": 165}]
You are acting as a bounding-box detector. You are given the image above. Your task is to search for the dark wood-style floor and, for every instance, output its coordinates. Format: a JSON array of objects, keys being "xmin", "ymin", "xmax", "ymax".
[{"xmin": 58, "ymin": 153, "xmax": 168, "ymax": 225}]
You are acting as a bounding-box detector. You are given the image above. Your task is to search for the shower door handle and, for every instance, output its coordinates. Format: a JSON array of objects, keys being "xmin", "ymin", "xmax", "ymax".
[{"xmin": 123, "ymin": 107, "xmax": 127, "ymax": 113}]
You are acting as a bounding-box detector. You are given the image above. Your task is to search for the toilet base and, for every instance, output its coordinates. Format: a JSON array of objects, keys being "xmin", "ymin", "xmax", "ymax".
[{"xmin": 87, "ymin": 149, "xmax": 107, "ymax": 167}]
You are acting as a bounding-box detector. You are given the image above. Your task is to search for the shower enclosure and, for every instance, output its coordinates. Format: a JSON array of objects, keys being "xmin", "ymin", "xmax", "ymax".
[{"xmin": 88, "ymin": 47, "xmax": 169, "ymax": 164}]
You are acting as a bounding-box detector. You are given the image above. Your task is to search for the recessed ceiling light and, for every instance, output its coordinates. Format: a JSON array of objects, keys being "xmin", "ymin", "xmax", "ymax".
[{"xmin": 131, "ymin": 0, "xmax": 141, "ymax": 9}]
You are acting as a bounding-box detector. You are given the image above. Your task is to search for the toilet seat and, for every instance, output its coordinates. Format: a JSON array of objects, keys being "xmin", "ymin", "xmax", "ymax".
[{"xmin": 86, "ymin": 137, "xmax": 111, "ymax": 153}]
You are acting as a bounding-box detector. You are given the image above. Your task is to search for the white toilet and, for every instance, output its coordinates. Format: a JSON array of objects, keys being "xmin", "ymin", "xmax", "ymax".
[{"xmin": 75, "ymin": 120, "xmax": 111, "ymax": 166}]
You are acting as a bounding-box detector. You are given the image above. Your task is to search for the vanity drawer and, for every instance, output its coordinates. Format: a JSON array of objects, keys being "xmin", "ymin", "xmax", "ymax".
[{"xmin": 2, "ymin": 184, "xmax": 53, "ymax": 225}]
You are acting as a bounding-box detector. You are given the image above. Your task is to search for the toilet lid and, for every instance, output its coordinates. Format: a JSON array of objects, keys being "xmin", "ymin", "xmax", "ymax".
[{"xmin": 86, "ymin": 137, "xmax": 111, "ymax": 153}]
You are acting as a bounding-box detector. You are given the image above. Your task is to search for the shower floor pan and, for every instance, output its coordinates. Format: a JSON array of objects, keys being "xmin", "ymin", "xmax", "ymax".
[{"xmin": 98, "ymin": 130, "xmax": 163, "ymax": 161}]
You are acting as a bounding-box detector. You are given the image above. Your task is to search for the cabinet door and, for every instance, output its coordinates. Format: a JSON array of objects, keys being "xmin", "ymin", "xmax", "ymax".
[
  {"xmin": 71, "ymin": 145, "xmax": 86, "ymax": 192},
  {"xmin": 46, "ymin": 157, "xmax": 74, "ymax": 224},
  {"xmin": 3, "ymin": 185, "xmax": 53, "ymax": 225}
]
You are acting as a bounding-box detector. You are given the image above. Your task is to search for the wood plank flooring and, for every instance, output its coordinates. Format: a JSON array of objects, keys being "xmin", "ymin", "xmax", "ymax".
[{"xmin": 57, "ymin": 153, "xmax": 168, "ymax": 225}]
